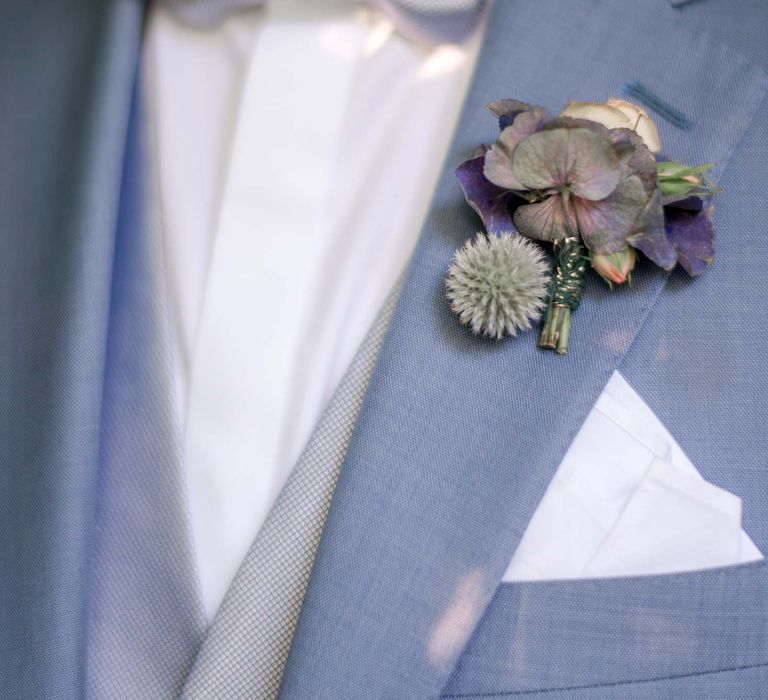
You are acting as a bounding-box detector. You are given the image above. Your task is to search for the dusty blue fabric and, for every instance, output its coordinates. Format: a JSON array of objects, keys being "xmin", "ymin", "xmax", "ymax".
[
  {"xmin": 445, "ymin": 664, "xmax": 768, "ymax": 699},
  {"xmin": 279, "ymin": 0, "xmax": 768, "ymax": 698},
  {"xmin": 0, "ymin": 1, "xmax": 144, "ymax": 697},
  {"xmin": 669, "ymin": 0, "xmax": 768, "ymax": 71},
  {"xmin": 444, "ymin": 562, "xmax": 768, "ymax": 695},
  {"xmin": 3, "ymin": 0, "xmax": 768, "ymax": 698}
]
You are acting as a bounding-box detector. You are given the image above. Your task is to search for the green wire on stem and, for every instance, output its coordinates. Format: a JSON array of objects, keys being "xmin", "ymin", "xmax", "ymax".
[
  {"xmin": 539, "ymin": 193, "xmax": 588, "ymax": 354},
  {"xmin": 539, "ymin": 237, "xmax": 587, "ymax": 353}
]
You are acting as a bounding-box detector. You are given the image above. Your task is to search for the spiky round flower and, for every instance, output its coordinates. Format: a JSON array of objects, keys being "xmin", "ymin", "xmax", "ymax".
[{"xmin": 445, "ymin": 232, "xmax": 550, "ymax": 340}]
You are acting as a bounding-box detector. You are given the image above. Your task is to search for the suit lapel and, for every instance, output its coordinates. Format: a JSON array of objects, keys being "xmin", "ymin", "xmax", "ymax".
[
  {"xmin": 1, "ymin": 1, "xmax": 208, "ymax": 695},
  {"xmin": 180, "ymin": 282, "xmax": 403, "ymax": 699},
  {"xmin": 0, "ymin": 1, "xmax": 147, "ymax": 696},
  {"xmin": 279, "ymin": 1, "xmax": 768, "ymax": 697},
  {"xmin": 87, "ymin": 75, "xmax": 207, "ymax": 697}
]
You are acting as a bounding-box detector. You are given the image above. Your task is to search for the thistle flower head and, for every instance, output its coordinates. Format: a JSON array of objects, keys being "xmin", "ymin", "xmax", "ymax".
[{"xmin": 445, "ymin": 232, "xmax": 550, "ymax": 340}]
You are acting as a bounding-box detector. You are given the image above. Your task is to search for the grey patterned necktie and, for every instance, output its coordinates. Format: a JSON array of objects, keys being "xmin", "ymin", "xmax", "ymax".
[
  {"xmin": 159, "ymin": 0, "xmax": 487, "ymax": 44},
  {"xmin": 180, "ymin": 282, "xmax": 401, "ymax": 699}
]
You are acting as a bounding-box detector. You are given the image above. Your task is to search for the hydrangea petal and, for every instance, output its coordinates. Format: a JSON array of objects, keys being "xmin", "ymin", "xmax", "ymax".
[
  {"xmin": 627, "ymin": 189, "xmax": 677, "ymax": 270},
  {"xmin": 664, "ymin": 202, "xmax": 715, "ymax": 276},
  {"xmin": 513, "ymin": 194, "xmax": 576, "ymax": 242},
  {"xmin": 455, "ymin": 155, "xmax": 518, "ymax": 234},
  {"xmin": 542, "ymin": 116, "xmax": 613, "ymax": 140},
  {"xmin": 574, "ymin": 174, "xmax": 647, "ymax": 253},
  {"xmin": 486, "ymin": 100, "xmax": 548, "ymax": 130},
  {"xmin": 511, "ymin": 128, "xmax": 621, "ymax": 200},
  {"xmin": 609, "ymin": 128, "xmax": 657, "ymax": 193},
  {"xmin": 483, "ymin": 109, "xmax": 551, "ymax": 190}
]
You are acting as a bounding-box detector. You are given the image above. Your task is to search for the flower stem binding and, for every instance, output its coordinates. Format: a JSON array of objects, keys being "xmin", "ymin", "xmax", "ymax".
[{"xmin": 539, "ymin": 237, "xmax": 587, "ymax": 354}]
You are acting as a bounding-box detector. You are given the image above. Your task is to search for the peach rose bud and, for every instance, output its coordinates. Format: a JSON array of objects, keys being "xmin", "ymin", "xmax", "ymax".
[{"xmin": 590, "ymin": 248, "xmax": 637, "ymax": 285}]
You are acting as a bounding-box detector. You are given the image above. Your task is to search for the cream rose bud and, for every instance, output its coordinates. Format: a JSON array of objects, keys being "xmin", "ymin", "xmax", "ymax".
[
  {"xmin": 560, "ymin": 99, "xmax": 661, "ymax": 154},
  {"xmin": 590, "ymin": 249, "xmax": 637, "ymax": 285},
  {"xmin": 606, "ymin": 98, "xmax": 661, "ymax": 155}
]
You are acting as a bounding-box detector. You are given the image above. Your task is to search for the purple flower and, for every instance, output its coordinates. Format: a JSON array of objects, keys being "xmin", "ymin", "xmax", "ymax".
[
  {"xmin": 455, "ymin": 151, "xmax": 519, "ymax": 235},
  {"xmin": 664, "ymin": 199, "xmax": 716, "ymax": 276},
  {"xmin": 449, "ymin": 98, "xmax": 721, "ymax": 357},
  {"xmin": 455, "ymin": 101, "xmax": 717, "ymax": 281},
  {"xmin": 488, "ymin": 120, "xmax": 649, "ymax": 259}
]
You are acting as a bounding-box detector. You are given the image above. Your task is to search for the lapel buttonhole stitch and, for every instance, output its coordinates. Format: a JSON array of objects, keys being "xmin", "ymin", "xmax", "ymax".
[
  {"xmin": 667, "ymin": 0, "xmax": 706, "ymax": 8},
  {"xmin": 622, "ymin": 80, "xmax": 693, "ymax": 130}
]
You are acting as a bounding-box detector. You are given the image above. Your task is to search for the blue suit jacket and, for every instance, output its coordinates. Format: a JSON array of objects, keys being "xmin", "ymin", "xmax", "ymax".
[{"xmin": 2, "ymin": 0, "xmax": 768, "ymax": 697}]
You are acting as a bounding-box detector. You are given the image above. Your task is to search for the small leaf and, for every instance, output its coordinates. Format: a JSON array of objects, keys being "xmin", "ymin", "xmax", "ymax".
[
  {"xmin": 656, "ymin": 161, "xmax": 689, "ymax": 176},
  {"xmin": 660, "ymin": 178, "xmax": 721, "ymax": 205},
  {"xmin": 656, "ymin": 161, "xmax": 715, "ymax": 178},
  {"xmin": 660, "ymin": 178, "xmax": 702, "ymax": 198}
]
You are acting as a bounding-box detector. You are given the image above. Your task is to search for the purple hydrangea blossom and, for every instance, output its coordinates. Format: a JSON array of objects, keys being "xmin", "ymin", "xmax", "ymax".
[{"xmin": 454, "ymin": 102, "xmax": 716, "ymax": 277}]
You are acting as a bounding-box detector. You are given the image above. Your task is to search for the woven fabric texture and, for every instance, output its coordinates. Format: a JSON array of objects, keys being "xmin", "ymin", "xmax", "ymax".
[{"xmin": 180, "ymin": 280, "xmax": 401, "ymax": 699}]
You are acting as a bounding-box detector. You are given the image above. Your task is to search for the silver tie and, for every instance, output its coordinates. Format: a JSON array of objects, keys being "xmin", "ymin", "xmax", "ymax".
[{"xmin": 181, "ymin": 281, "xmax": 401, "ymax": 699}]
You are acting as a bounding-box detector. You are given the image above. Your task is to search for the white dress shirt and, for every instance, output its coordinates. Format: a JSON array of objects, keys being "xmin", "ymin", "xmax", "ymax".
[{"xmin": 144, "ymin": 0, "xmax": 760, "ymax": 621}]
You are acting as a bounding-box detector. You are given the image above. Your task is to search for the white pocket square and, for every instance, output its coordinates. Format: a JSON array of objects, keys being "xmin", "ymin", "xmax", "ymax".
[{"xmin": 503, "ymin": 372, "xmax": 762, "ymax": 582}]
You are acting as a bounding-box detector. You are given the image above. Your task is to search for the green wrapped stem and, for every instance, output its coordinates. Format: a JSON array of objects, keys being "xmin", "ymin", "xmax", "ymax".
[{"xmin": 539, "ymin": 236, "xmax": 588, "ymax": 354}]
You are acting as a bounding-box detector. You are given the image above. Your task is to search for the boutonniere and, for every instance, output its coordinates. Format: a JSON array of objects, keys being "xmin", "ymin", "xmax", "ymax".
[{"xmin": 446, "ymin": 98, "xmax": 719, "ymax": 354}]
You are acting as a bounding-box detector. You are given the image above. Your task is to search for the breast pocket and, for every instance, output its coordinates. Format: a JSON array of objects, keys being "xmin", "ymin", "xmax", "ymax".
[
  {"xmin": 503, "ymin": 371, "xmax": 763, "ymax": 583},
  {"xmin": 442, "ymin": 367, "xmax": 768, "ymax": 696},
  {"xmin": 441, "ymin": 559, "xmax": 768, "ymax": 697}
]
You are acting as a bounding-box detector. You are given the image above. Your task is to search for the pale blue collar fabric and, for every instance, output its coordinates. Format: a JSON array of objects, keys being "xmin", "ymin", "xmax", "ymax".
[{"xmin": 159, "ymin": 0, "xmax": 487, "ymax": 44}]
